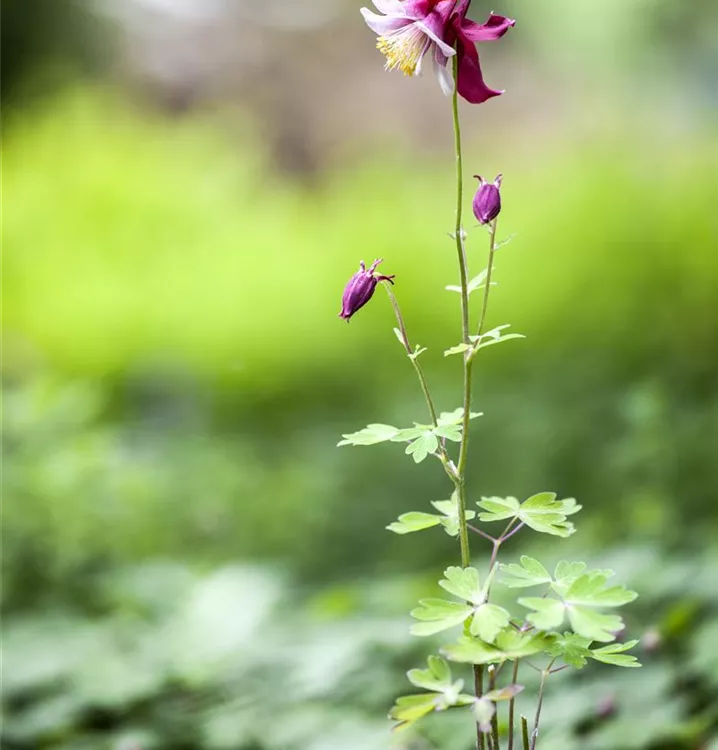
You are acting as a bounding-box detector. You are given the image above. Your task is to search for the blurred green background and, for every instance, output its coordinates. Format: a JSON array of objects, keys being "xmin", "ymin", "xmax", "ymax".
[{"xmin": 2, "ymin": 1, "xmax": 718, "ymax": 749}]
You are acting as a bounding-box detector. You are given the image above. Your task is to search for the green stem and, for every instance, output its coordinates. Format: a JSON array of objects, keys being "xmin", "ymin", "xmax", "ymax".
[
  {"xmin": 476, "ymin": 665, "xmax": 485, "ymax": 750},
  {"xmin": 489, "ymin": 666, "xmax": 501, "ymax": 750},
  {"xmin": 530, "ymin": 665, "xmax": 553, "ymax": 750},
  {"xmin": 450, "ymin": 53, "xmax": 485, "ymax": 750},
  {"xmin": 383, "ymin": 283, "xmax": 440, "ymax": 427},
  {"xmin": 450, "ymin": 54, "xmax": 473, "ymax": 571},
  {"xmin": 508, "ymin": 660, "xmax": 520, "ymax": 750},
  {"xmin": 521, "ymin": 717, "xmax": 530, "ymax": 750},
  {"xmin": 476, "ymin": 218, "xmax": 499, "ymax": 339}
]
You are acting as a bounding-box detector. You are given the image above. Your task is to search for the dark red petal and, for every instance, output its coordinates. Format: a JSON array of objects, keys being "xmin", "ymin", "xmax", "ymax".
[
  {"xmin": 456, "ymin": 35, "xmax": 503, "ymax": 104},
  {"xmin": 460, "ymin": 14, "xmax": 515, "ymax": 42}
]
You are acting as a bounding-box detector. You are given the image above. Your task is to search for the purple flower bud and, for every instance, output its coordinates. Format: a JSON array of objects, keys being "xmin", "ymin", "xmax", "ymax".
[
  {"xmin": 472, "ymin": 174, "xmax": 502, "ymax": 224},
  {"xmin": 339, "ymin": 258, "xmax": 395, "ymax": 321}
]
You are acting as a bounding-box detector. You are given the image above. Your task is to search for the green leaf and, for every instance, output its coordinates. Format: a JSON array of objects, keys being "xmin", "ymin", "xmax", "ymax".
[
  {"xmin": 446, "ymin": 268, "xmax": 495, "ymax": 296},
  {"xmin": 432, "ymin": 493, "xmax": 476, "ymax": 537},
  {"xmin": 480, "ymin": 493, "xmax": 581, "ymax": 536},
  {"xmin": 386, "ymin": 512, "xmax": 441, "ymax": 535},
  {"xmin": 567, "ymin": 607, "xmax": 624, "ymax": 642},
  {"xmin": 545, "ymin": 633, "xmax": 592, "ymax": 669},
  {"xmin": 477, "ymin": 496, "xmax": 520, "ymax": 522},
  {"xmin": 433, "ymin": 424, "xmax": 462, "ymax": 442},
  {"xmin": 390, "ymin": 426, "xmax": 427, "ymax": 442},
  {"xmin": 470, "ymin": 604, "xmax": 511, "ymax": 643},
  {"xmin": 589, "ymin": 640, "xmax": 641, "ymax": 668},
  {"xmin": 477, "ymin": 332, "xmax": 526, "ymax": 349},
  {"xmin": 337, "ymin": 423, "xmax": 399, "ymax": 446},
  {"xmin": 564, "ymin": 573, "xmax": 638, "ymax": 608},
  {"xmin": 439, "ymin": 566, "xmax": 483, "ymax": 604},
  {"xmin": 405, "ymin": 432, "xmax": 439, "ymax": 463},
  {"xmin": 554, "ymin": 561, "xmax": 587, "ymax": 587},
  {"xmin": 500, "ymin": 556, "xmax": 552, "ymax": 588},
  {"xmin": 444, "ymin": 343, "xmax": 472, "ymax": 357},
  {"xmin": 517, "ymin": 492, "xmax": 581, "ymax": 537},
  {"xmin": 441, "ymin": 630, "xmax": 548, "ymax": 665},
  {"xmin": 389, "ymin": 693, "xmax": 438, "ymax": 731},
  {"xmin": 518, "ymin": 597, "xmax": 566, "ymax": 631},
  {"xmin": 407, "ymin": 655, "xmax": 455, "ymax": 692},
  {"xmin": 437, "ymin": 408, "xmax": 483, "ymax": 426},
  {"xmin": 494, "ymin": 233, "xmax": 517, "ymax": 250},
  {"xmin": 410, "ymin": 598, "xmax": 473, "ymax": 636},
  {"xmin": 408, "ymin": 346, "xmax": 427, "ymax": 361}
]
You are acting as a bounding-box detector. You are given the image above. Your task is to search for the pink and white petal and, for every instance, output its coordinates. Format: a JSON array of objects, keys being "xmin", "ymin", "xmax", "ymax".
[
  {"xmin": 413, "ymin": 36, "xmax": 432, "ymax": 76},
  {"xmin": 360, "ymin": 7, "xmax": 412, "ymax": 35},
  {"xmin": 460, "ymin": 14, "xmax": 516, "ymax": 42},
  {"xmin": 433, "ymin": 50, "xmax": 455, "ymax": 96},
  {"xmin": 416, "ymin": 20, "xmax": 456, "ymax": 58},
  {"xmin": 371, "ymin": 0, "xmax": 405, "ymax": 14}
]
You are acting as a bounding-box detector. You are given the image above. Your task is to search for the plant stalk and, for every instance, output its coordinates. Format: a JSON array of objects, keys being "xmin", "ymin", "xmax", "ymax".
[
  {"xmin": 508, "ymin": 660, "xmax": 520, "ymax": 750},
  {"xmin": 530, "ymin": 666, "xmax": 552, "ymax": 750},
  {"xmin": 383, "ymin": 283, "xmax": 440, "ymax": 427},
  {"xmin": 521, "ymin": 716, "xmax": 530, "ymax": 750},
  {"xmin": 451, "ymin": 53, "xmax": 486, "ymax": 750}
]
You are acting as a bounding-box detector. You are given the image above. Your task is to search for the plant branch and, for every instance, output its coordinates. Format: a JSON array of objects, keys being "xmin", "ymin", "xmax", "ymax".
[
  {"xmin": 382, "ymin": 282, "xmax": 440, "ymax": 427},
  {"xmin": 508, "ymin": 660, "xmax": 520, "ymax": 750},
  {"xmin": 488, "ymin": 666, "xmax": 500, "ymax": 750},
  {"xmin": 530, "ymin": 662, "xmax": 554, "ymax": 750},
  {"xmin": 476, "ymin": 218, "xmax": 499, "ymax": 339},
  {"xmin": 521, "ymin": 717, "xmax": 530, "ymax": 750},
  {"xmin": 468, "ymin": 524, "xmax": 497, "ymax": 543},
  {"xmin": 450, "ymin": 53, "xmax": 486, "ymax": 750}
]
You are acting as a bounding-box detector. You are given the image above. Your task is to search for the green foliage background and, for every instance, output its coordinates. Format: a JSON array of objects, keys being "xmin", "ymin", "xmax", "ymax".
[{"xmin": 2, "ymin": 1, "xmax": 718, "ymax": 747}]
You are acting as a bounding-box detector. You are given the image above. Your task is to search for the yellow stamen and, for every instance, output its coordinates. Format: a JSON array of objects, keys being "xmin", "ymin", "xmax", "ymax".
[{"xmin": 376, "ymin": 25, "xmax": 429, "ymax": 77}]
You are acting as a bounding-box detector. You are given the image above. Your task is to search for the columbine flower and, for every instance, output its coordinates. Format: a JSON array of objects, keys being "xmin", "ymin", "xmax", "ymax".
[
  {"xmin": 360, "ymin": 1, "xmax": 515, "ymax": 104},
  {"xmin": 472, "ymin": 174, "xmax": 502, "ymax": 224},
  {"xmin": 339, "ymin": 259, "xmax": 395, "ymax": 321}
]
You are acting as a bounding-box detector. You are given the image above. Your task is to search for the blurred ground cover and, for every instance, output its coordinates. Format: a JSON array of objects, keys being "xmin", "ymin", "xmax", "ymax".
[{"xmin": 2, "ymin": 89, "xmax": 718, "ymax": 748}]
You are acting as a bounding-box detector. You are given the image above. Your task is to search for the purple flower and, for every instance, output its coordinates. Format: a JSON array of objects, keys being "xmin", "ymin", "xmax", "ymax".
[
  {"xmin": 339, "ymin": 259, "xmax": 395, "ymax": 321},
  {"xmin": 472, "ymin": 174, "xmax": 502, "ymax": 224},
  {"xmin": 360, "ymin": 1, "xmax": 515, "ymax": 104}
]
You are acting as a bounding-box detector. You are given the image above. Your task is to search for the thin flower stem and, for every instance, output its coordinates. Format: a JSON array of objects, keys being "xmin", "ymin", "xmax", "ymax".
[
  {"xmin": 382, "ymin": 283, "xmax": 440, "ymax": 427},
  {"xmin": 521, "ymin": 717, "xmax": 530, "ymax": 750},
  {"xmin": 475, "ymin": 665, "xmax": 486, "ymax": 750},
  {"xmin": 476, "ymin": 218, "xmax": 499, "ymax": 339},
  {"xmin": 450, "ymin": 54, "xmax": 473, "ymax": 571},
  {"xmin": 488, "ymin": 666, "xmax": 500, "ymax": 750},
  {"xmin": 450, "ymin": 54, "xmax": 484, "ymax": 750},
  {"xmin": 508, "ymin": 660, "xmax": 520, "ymax": 750},
  {"xmin": 530, "ymin": 663, "xmax": 554, "ymax": 750}
]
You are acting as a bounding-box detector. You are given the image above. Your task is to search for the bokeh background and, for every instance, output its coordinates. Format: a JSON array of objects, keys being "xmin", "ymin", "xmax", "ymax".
[{"xmin": 3, "ymin": 1, "xmax": 718, "ymax": 749}]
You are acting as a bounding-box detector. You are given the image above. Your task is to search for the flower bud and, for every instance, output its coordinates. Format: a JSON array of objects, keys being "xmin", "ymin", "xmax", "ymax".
[
  {"xmin": 472, "ymin": 174, "xmax": 502, "ymax": 224},
  {"xmin": 339, "ymin": 258, "xmax": 395, "ymax": 321}
]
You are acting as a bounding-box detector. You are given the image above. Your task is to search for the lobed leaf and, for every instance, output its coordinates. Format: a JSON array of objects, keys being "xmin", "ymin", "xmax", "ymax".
[
  {"xmin": 518, "ymin": 597, "xmax": 566, "ymax": 631},
  {"xmin": 389, "ymin": 693, "xmax": 438, "ymax": 731},
  {"xmin": 386, "ymin": 512, "xmax": 441, "ymax": 535},
  {"xmin": 410, "ymin": 598, "xmax": 473, "ymax": 636},
  {"xmin": 442, "ymin": 630, "xmax": 548, "ymax": 665},
  {"xmin": 567, "ymin": 607, "xmax": 624, "ymax": 643},
  {"xmin": 432, "ymin": 493, "xmax": 476, "ymax": 537},
  {"xmin": 439, "ymin": 566, "xmax": 483, "ymax": 604},
  {"xmin": 500, "ymin": 556, "xmax": 552, "ymax": 588},
  {"xmin": 469, "ymin": 603, "xmax": 511, "ymax": 643},
  {"xmin": 337, "ymin": 423, "xmax": 399, "ymax": 446},
  {"xmin": 589, "ymin": 640, "xmax": 641, "ymax": 668},
  {"xmin": 477, "ymin": 496, "xmax": 520, "ymax": 522}
]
